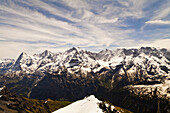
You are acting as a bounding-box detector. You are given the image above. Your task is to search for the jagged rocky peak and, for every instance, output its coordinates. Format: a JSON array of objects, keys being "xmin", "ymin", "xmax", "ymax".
[
  {"xmin": 66, "ymin": 47, "xmax": 85, "ymax": 53},
  {"xmin": 115, "ymin": 48, "xmax": 140, "ymax": 57},
  {"xmin": 11, "ymin": 52, "xmax": 39, "ymax": 73},
  {"xmin": 114, "ymin": 48, "xmax": 125, "ymax": 55},
  {"xmin": 63, "ymin": 47, "xmax": 88, "ymax": 62},
  {"xmin": 60, "ymin": 47, "xmax": 93, "ymax": 68},
  {"xmin": 14, "ymin": 52, "xmax": 30, "ymax": 63},
  {"xmin": 112, "ymin": 47, "xmax": 168, "ymax": 58},
  {"xmin": 99, "ymin": 48, "xmax": 112, "ymax": 54},
  {"xmin": 41, "ymin": 50, "xmax": 51, "ymax": 55},
  {"xmin": 18, "ymin": 52, "xmax": 28, "ymax": 58},
  {"xmin": 140, "ymin": 46, "xmax": 157, "ymax": 51},
  {"xmin": 96, "ymin": 49, "xmax": 113, "ymax": 61},
  {"xmin": 12, "ymin": 52, "xmax": 29, "ymax": 69},
  {"xmin": 38, "ymin": 50, "xmax": 54, "ymax": 59},
  {"xmin": 139, "ymin": 47, "xmax": 161, "ymax": 56},
  {"xmin": 160, "ymin": 48, "xmax": 169, "ymax": 53},
  {"xmin": 120, "ymin": 48, "xmax": 138, "ymax": 56}
]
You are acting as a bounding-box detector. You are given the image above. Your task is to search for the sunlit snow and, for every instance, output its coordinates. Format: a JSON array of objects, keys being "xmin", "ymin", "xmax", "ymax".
[{"xmin": 53, "ymin": 95, "xmax": 104, "ymax": 113}]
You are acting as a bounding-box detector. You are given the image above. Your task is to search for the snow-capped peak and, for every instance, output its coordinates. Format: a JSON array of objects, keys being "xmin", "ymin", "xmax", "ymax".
[
  {"xmin": 66, "ymin": 47, "xmax": 85, "ymax": 53},
  {"xmin": 0, "ymin": 47, "xmax": 169, "ymax": 78},
  {"xmin": 12, "ymin": 52, "xmax": 30, "ymax": 70},
  {"xmin": 53, "ymin": 95, "xmax": 106, "ymax": 113},
  {"xmin": 40, "ymin": 50, "xmax": 50, "ymax": 56}
]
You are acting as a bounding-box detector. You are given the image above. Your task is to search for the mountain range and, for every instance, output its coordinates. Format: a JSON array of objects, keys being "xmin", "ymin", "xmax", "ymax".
[{"xmin": 0, "ymin": 47, "xmax": 169, "ymax": 113}]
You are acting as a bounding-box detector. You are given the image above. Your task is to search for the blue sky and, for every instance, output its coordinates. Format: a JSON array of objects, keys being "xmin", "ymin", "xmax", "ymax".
[{"xmin": 0, "ymin": 0, "xmax": 170, "ymax": 58}]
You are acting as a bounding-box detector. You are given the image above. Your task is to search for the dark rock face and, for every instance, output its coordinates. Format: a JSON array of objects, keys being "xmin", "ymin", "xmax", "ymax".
[
  {"xmin": 160, "ymin": 66, "xmax": 169, "ymax": 73},
  {"xmin": 30, "ymin": 74, "xmax": 99, "ymax": 101}
]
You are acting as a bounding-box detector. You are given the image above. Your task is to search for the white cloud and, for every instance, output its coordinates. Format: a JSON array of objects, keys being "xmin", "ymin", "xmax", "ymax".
[
  {"xmin": 62, "ymin": 0, "xmax": 89, "ymax": 9},
  {"xmin": 96, "ymin": 17, "xmax": 119, "ymax": 24},
  {"xmin": 140, "ymin": 39, "xmax": 170, "ymax": 49},
  {"xmin": 145, "ymin": 20, "xmax": 170, "ymax": 25},
  {"xmin": 144, "ymin": 0, "xmax": 170, "ymax": 26}
]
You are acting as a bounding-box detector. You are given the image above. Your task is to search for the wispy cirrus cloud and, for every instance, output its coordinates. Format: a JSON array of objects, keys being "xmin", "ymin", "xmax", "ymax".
[
  {"xmin": 0, "ymin": 0, "xmax": 170, "ymax": 59},
  {"xmin": 145, "ymin": 20, "xmax": 170, "ymax": 25},
  {"xmin": 150, "ymin": 1, "xmax": 170, "ymax": 20},
  {"xmin": 144, "ymin": 0, "xmax": 170, "ymax": 25}
]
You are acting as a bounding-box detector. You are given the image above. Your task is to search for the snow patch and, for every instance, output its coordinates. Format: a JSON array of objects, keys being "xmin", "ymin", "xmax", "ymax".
[
  {"xmin": 128, "ymin": 79, "xmax": 170, "ymax": 98},
  {"xmin": 0, "ymin": 86, "xmax": 5, "ymax": 91}
]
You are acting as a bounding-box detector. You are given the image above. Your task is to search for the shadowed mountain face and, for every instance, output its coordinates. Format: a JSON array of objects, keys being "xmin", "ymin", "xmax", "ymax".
[
  {"xmin": 0, "ymin": 86, "xmax": 72, "ymax": 113},
  {"xmin": 0, "ymin": 47, "xmax": 170, "ymax": 113}
]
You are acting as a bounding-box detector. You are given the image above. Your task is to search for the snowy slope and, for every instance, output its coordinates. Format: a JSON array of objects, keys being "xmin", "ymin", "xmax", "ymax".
[{"xmin": 53, "ymin": 95, "xmax": 115, "ymax": 113}]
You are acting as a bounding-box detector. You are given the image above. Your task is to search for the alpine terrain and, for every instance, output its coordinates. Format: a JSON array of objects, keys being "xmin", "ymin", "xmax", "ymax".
[{"xmin": 0, "ymin": 47, "xmax": 169, "ymax": 113}]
